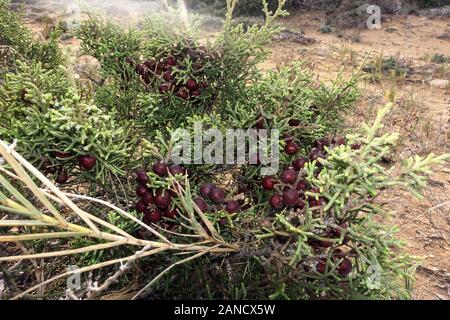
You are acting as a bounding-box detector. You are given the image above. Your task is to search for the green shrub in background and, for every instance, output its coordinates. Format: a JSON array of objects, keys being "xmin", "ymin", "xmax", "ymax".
[{"xmin": 0, "ymin": 0, "xmax": 63, "ymax": 70}]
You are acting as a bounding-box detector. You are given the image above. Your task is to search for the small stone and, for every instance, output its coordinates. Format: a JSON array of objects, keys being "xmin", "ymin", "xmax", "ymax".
[{"xmin": 429, "ymin": 79, "xmax": 449, "ymax": 89}]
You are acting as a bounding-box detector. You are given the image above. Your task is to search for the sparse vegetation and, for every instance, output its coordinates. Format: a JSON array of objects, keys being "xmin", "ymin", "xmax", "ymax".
[
  {"xmin": 431, "ymin": 53, "xmax": 449, "ymax": 64},
  {"xmin": 363, "ymin": 54, "xmax": 412, "ymax": 82}
]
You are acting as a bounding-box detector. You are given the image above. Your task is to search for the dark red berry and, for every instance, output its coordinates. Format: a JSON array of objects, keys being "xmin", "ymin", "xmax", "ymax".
[
  {"xmin": 191, "ymin": 90, "xmax": 201, "ymax": 97},
  {"xmin": 135, "ymin": 64, "xmax": 145, "ymax": 75},
  {"xmin": 164, "ymin": 207, "xmax": 178, "ymax": 219},
  {"xmin": 283, "ymin": 189, "xmax": 299, "ymax": 207},
  {"xmin": 125, "ymin": 58, "xmax": 134, "ymax": 69},
  {"xmin": 142, "ymin": 191, "xmax": 154, "ymax": 205},
  {"xmin": 219, "ymin": 218, "xmax": 227, "ymax": 226},
  {"xmin": 309, "ymin": 148, "xmax": 325, "ymax": 162},
  {"xmin": 153, "ymin": 160, "xmax": 168, "ymax": 177},
  {"xmin": 55, "ymin": 173, "xmax": 68, "ymax": 184},
  {"xmin": 280, "ymin": 169, "xmax": 297, "ymax": 184},
  {"xmin": 143, "ymin": 60, "xmax": 155, "ymax": 69},
  {"xmin": 316, "ymin": 260, "xmax": 326, "ymax": 274},
  {"xmin": 159, "ymin": 82, "xmax": 172, "ymax": 93},
  {"xmin": 296, "ymin": 179, "xmax": 308, "ymax": 191},
  {"xmin": 163, "ymin": 71, "xmax": 174, "ymax": 82},
  {"xmin": 194, "ymin": 197, "xmax": 209, "ymax": 213},
  {"xmin": 200, "ymin": 183, "xmax": 215, "ymax": 198},
  {"xmin": 292, "ymin": 158, "xmax": 307, "ymax": 171},
  {"xmin": 225, "ymin": 200, "xmax": 240, "ymax": 213},
  {"xmin": 136, "ymin": 185, "xmax": 148, "ymax": 198},
  {"xmin": 144, "ymin": 210, "xmax": 162, "ymax": 224},
  {"xmin": 166, "ymin": 56, "xmax": 176, "ymax": 66},
  {"xmin": 351, "ymin": 143, "xmax": 361, "ymax": 150},
  {"xmin": 337, "ymin": 257, "xmax": 352, "ymax": 276},
  {"xmin": 314, "ymin": 138, "xmax": 331, "ymax": 149},
  {"xmin": 136, "ymin": 168, "xmax": 149, "ymax": 183},
  {"xmin": 310, "ymin": 187, "xmax": 320, "ymax": 194},
  {"xmin": 332, "ymin": 223, "xmax": 349, "ymax": 238},
  {"xmin": 262, "ymin": 176, "xmax": 277, "ymax": 190},
  {"xmin": 209, "ymin": 187, "xmax": 226, "ymax": 204},
  {"xmin": 186, "ymin": 79, "xmax": 198, "ymax": 91},
  {"xmin": 319, "ymin": 240, "xmax": 333, "ymax": 248},
  {"xmin": 49, "ymin": 166, "xmax": 58, "ymax": 174},
  {"xmin": 154, "ymin": 63, "xmax": 163, "ymax": 75},
  {"xmin": 269, "ymin": 194, "xmax": 284, "ymax": 209},
  {"xmin": 284, "ymin": 141, "xmax": 299, "ymax": 155},
  {"xmin": 308, "ymin": 196, "xmax": 324, "ymax": 208},
  {"xmin": 142, "ymin": 70, "xmax": 151, "ymax": 84},
  {"xmin": 187, "ymin": 48, "xmax": 198, "ymax": 59},
  {"xmin": 333, "ymin": 248, "xmax": 345, "ymax": 257},
  {"xmin": 135, "ymin": 200, "xmax": 147, "ymax": 213},
  {"xmin": 335, "ymin": 137, "xmax": 346, "ymax": 146},
  {"xmin": 169, "ymin": 164, "xmax": 185, "ymax": 176},
  {"xmin": 255, "ymin": 118, "xmax": 265, "ymax": 130},
  {"xmin": 154, "ymin": 189, "xmax": 172, "ymax": 209},
  {"xmin": 178, "ymin": 87, "xmax": 189, "ymax": 100},
  {"xmin": 288, "ymin": 119, "xmax": 301, "ymax": 127},
  {"xmin": 136, "ymin": 168, "xmax": 147, "ymax": 175},
  {"xmin": 77, "ymin": 155, "xmax": 96, "ymax": 170},
  {"xmin": 295, "ymin": 198, "xmax": 305, "ymax": 209}
]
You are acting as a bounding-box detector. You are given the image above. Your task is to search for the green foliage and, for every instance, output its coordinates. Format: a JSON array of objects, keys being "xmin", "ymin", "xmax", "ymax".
[
  {"xmin": 0, "ymin": 61, "xmax": 72, "ymax": 146},
  {"xmin": 43, "ymin": 97, "xmax": 135, "ymax": 178},
  {"xmin": 140, "ymin": 7, "xmax": 202, "ymax": 58},
  {"xmin": 363, "ymin": 55, "xmax": 411, "ymax": 82},
  {"xmin": 431, "ymin": 53, "xmax": 449, "ymax": 64},
  {"xmin": 405, "ymin": 0, "xmax": 450, "ymax": 8},
  {"xmin": 189, "ymin": 0, "xmax": 300, "ymax": 16},
  {"xmin": 258, "ymin": 104, "xmax": 448, "ymax": 299},
  {"xmin": 320, "ymin": 24, "xmax": 332, "ymax": 33},
  {"xmin": 224, "ymin": 62, "xmax": 359, "ymax": 138},
  {"xmin": 0, "ymin": 0, "xmax": 63, "ymax": 69},
  {"xmin": 214, "ymin": 0, "xmax": 288, "ymax": 99},
  {"xmin": 0, "ymin": 61, "xmax": 136, "ymax": 186},
  {"xmin": 77, "ymin": 14, "xmax": 141, "ymax": 80},
  {"xmin": 76, "ymin": 0, "xmax": 300, "ymax": 137},
  {"xmin": 72, "ymin": 210, "xmax": 142, "ymax": 266}
]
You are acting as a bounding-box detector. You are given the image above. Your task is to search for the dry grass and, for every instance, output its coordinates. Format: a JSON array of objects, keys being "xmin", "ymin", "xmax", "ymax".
[{"xmin": 0, "ymin": 140, "xmax": 239, "ymax": 300}]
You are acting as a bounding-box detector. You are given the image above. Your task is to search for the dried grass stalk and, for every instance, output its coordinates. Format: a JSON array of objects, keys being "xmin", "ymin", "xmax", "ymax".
[{"xmin": 0, "ymin": 140, "xmax": 239, "ymax": 299}]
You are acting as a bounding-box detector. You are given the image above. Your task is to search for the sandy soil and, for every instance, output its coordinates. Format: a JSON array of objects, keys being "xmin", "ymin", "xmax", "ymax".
[
  {"xmin": 269, "ymin": 12, "xmax": 450, "ymax": 300},
  {"xmin": 17, "ymin": 3, "xmax": 450, "ymax": 300}
]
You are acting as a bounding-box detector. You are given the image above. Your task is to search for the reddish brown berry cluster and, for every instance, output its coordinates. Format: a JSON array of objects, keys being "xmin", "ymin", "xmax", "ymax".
[
  {"xmin": 315, "ymin": 252, "xmax": 353, "ymax": 276},
  {"xmin": 134, "ymin": 161, "xmax": 186, "ymax": 225},
  {"xmin": 130, "ymin": 44, "xmax": 218, "ymax": 101},
  {"xmin": 195, "ymin": 183, "xmax": 241, "ymax": 224},
  {"xmin": 263, "ymin": 138, "xmax": 337, "ymax": 211},
  {"xmin": 40, "ymin": 152, "xmax": 97, "ymax": 185}
]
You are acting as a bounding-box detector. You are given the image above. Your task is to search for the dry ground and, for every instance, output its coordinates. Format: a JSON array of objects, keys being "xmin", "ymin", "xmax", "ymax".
[
  {"xmin": 268, "ymin": 12, "xmax": 450, "ymax": 300},
  {"xmin": 16, "ymin": 2, "xmax": 450, "ymax": 300}
]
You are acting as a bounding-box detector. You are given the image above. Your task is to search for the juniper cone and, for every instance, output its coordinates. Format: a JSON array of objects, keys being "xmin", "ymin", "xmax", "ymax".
[
  {"xmin": 194, "ymin": 197, "xmax": 209, "ymax": 213},
  {"xmin": 200, "ymin": 183, "xmax": 215, "ymax": 198},
  {"xmin": 209, "ymin": 187, "xmax": 226, "ymax": 204}
]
